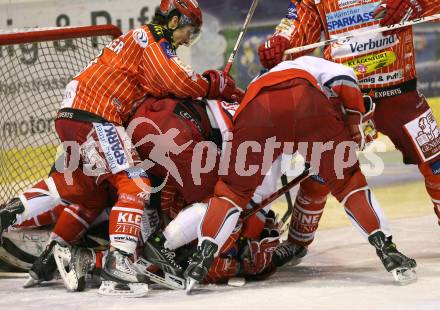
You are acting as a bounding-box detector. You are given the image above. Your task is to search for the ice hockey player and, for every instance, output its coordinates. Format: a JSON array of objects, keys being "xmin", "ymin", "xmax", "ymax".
[
  {"xmin": 182, "ymin": 55, "xmax": 417, "ymax": 291},
  {"xmin": 0, "ymin": 168, "xmax": 119, "ymax": 287},
  {"xmin": 0, "ymin": 0, "xmax": 241, "ymax": 287},
  {"xmin": 257, "ymin": 0, "xmax": 440, "ymax": 271},
  {"xmin": 47, "ymin": 95, "xmax": 282, "ymax": 293}
]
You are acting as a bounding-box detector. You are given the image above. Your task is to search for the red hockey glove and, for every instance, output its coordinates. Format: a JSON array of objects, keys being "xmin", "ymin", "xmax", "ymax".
[
  {"xmin": 344, "ymin": 96, "xmax": 377, "ymax": 151},
  {"xmin": 258, "ymin": 35, "xmax": 290, "ymax": 69},
  {"xmin": 203, "ymin": 70, "xmax": 238, "ymax": 102},
  {"xmin": 373, "ymin": 0, "xmax": 427, "ymax": 35},
  {"xmin": 205, "ymin": 256, "xmax": 239, "ymax": 284},
  {"xmin": 241, "ymin": 236, "xmax": 280, "ymax": 276}
]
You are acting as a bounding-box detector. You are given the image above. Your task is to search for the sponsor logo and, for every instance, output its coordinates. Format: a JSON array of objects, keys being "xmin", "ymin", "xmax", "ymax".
[
  {"xmin": 349, "ymin": 35, "xmax": 397, "ymax": 54},
  {"xmin": 57, "ymin": 111, "xmax": 73, "ymax": 119},
  {"xmin": 126, "ymin": 166, "xmax": 148, "ymax": 179},
  {"xmin": 338, "ymin": 0, "xmax": 361, "ymax": 8},
  {"xmin": 404, "ymin": 109, "xmax": 440, "ymax": 162},
  {"xmin": 117, "ymin": 212, "xmax": 143, "ymax": 225},
  {"xmin": 345, "ymin": 51, "xmax": 396, "ymax": 75},
  {"xmin": 358, "ymin": 69, "xmax": 403, "ymax": 85},
  {"xmin": 160, "ymin": 41, "xmax": 176, "ymax": 59},
  {"xmin": 286, "ymin": 2, "xmax": 299, "ymax": 20},
  {"xmin": 430, "ymin": 160, "xmax": 440, "ymax": 175},
  {"xmin": 326, "ymin": 3, "xmax": 379, "ymax": 31},
  {"xmin": 332, "ymin": 34, "xmax": 398, "ymax": 58},
  {"xmin": 94, "ymin": 123, "xmax": 129, "ymax": 174},
  {"xmin": 133, "ymin": 28, "xmax": 148, "ymax": 48}
]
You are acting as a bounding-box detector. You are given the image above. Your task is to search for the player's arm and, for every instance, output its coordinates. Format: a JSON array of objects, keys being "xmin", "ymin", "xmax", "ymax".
[
  {"xmin": 141, "ymin": 40, "xmax": 238, "ymax": 101},
  {"xmin": 373, "ymin": 0, "xmax": 439, "ymax": 27},
  {"xmin": 423, "ymin": 0, "xmax": 440, "ymax": 16},
  {"xmin": 258, "ymin": 0, "xmax": 323, "ymax": 69}
]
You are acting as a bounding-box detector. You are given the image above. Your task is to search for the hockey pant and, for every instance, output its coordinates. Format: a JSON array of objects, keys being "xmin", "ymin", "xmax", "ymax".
[
  {"xmin": 55, "ymin": 118, "xmax": 151, "ymax": 254},
  {"xmin": 373, "ymin": 90, "xmax": 440, "ymax": 225},
  {"xmin": 12, "ymin": 169, "xmax": 112, "ymax": 245}
]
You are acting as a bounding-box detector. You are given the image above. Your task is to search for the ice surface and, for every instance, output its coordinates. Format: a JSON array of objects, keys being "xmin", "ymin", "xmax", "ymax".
[{"xmin": 1, "ymin": 215, "xmax": 439, "ymax": 310}]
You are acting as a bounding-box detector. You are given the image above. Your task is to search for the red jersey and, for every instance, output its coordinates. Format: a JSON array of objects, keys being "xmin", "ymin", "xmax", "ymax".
[
  {"xmin": 61, "ymin": 24, "xmax": 209, "ymax": 125},
  {"xmin": 276, "ymin": 0, "xmax": 440, "ymax": 97}
]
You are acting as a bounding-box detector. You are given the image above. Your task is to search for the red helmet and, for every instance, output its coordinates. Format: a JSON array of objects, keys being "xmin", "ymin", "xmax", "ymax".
[{"xmin": 159, "ymin": 0, "xmax": 203, "ymax": 30}]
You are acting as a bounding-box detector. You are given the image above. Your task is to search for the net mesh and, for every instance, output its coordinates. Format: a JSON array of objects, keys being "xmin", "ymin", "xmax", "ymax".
[{"xmin": 0, "ymin": 26, "xmax": 120, "ymax": 203}]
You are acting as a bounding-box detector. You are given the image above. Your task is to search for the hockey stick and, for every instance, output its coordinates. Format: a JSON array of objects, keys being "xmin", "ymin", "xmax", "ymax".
[
  {"xmin": 280, "ymin": 174, "xmax": 294, "ymax": 225},
  {"xmin": 284, "ymin": 13, "xmax": 440, "ymax": 55},
  {"xmin": 224, "ymin": 0, "xmax": 259, "ymax": 74},
  {"xmin": 243, "ymin": 163, "xmax": 311, "ymax": 221},
  {"xmin": 0, "ymin": 272, "xmax": 28, "ymax": 278}
]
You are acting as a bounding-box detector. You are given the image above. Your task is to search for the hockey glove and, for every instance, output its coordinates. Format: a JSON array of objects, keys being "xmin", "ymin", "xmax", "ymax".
[
  {"xmin": 258, "ymin": 35, "xmax": 290, "ymax": 69},
  {"xmin": 240, "ymin": 236, "xmax": 280, "ymax": 276},
  {"xmin": 373, "ymin": 0, "xmax": 426, "ymax": 35},
  {"xmin": 344, "ymin": 95, "xmax": 377, "ymax": 151},
  {"xmin": 203, "ymin": 70, "xmax": 238, "ymax": 102},
  {"xmin": 205, "ymin": 256, "xmax": 239, "ymax": 284}
]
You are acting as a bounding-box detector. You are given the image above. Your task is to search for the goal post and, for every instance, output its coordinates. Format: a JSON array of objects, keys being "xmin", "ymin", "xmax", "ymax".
[{"xmin": 0, "ymin": 25, "xmax": 122, "ymax": 204}]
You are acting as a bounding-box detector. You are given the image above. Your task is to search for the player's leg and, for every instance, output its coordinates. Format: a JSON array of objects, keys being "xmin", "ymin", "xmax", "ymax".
[
  {"xmin": 55, "ymin": 118, "xmax": 151, "ymax": 284},
  {"xmin": 317, "ymin": 124, "xmax": 416, "ymax": 282},
  {"xmin": 0, "ymin": 175, "xmax": 68, "ymax": 238},
  {"xmin": 373, "ymin": 90, "xmax": 440, "ymax": 225}
]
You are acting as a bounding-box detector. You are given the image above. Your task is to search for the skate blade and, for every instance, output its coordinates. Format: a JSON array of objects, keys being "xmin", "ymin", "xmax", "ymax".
[
  {"xmin": 97, "ymin": 281, "xmax": 148, "ymax": 298},
  {"xmin": 53, "ymin": 244, "xmax": 80, "ymax": 291},
  {"xmin": 134, "ymin": 258, "xmax": 185, "ymax": 290},
  {"xmin": 23, "ymin": 275, "xmax": 42, "ymax": 288},
  {"xmin": 391, "ymin": 267, "xmax": 417, "ymax": 285},
  {"xmin": 186, "ymin": 278, "xmax": 197, "ymax": 295},
  {"xmin": 228, "ymin": 277, "xmax": 246, "ymax": 287}
]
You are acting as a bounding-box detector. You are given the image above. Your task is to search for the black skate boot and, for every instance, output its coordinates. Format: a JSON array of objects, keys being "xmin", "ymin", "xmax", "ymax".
[
  {"xmin": 137, "ymin": 231, "xmax": 186, "ymax": 290},
  {"xmin": 53, "ymin": 244, "xmax": 96, "ymax": 291},
  {"xmin": 368, "ymin": 231, "xmax": 417, "ymax": 284},
  {"xmin": 24, "ymin": 241, "xmax": 58, "ymax": 288},
  {"xmin": 272, "ymin": 241, "xmax": 308, "ymax": 267},
  {"xmin": 0, "ymin": 198, "xmax": 24, "ymax": 240},
  {"xmin": 102, "ymin": 249, "xmax": 147, "ymax": 284},
  {"xmin": 184, "ymin": 239, "xmax": 218, "ymax": 293}
]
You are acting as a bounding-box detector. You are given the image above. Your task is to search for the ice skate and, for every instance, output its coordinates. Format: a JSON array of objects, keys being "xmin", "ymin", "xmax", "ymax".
[
  {"xmin": 102, "ymin": 249, "xmax": 147, "ymax": 284},
  {"xmin": 0, "ymin": 198, "xmax": 24, "ymax": 240},
  {"xmin": 53, "ymin": 244, "xmax": 96, "ymax": 291},
  {"xmin": 137, "ymin": 231, "xmax": 186, "ymax": 290},
  {"xmin": 184, "ymin": 239, "xmax": 218, "ymax": 294},
  {"xmin": 368, "ymin": 231, "xmax": 417, "ymax": 285},
  {"xmin": 23, "ymin": 241, "xmax": 58, "ymax": 288},
  {"xmin": 97, "ymin": 280, "xmax": 149, "ymax": 298},
  {"xmin": 272, "ymin": 241, "xmax": 308, "ymax": 267}
]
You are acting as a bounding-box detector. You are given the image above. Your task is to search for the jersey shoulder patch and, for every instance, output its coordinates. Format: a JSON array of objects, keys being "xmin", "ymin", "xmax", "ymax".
[
  {"xmin": 132, "ymin": 28, "xmax": 149, "ymax": 48},
  {"xmin": 160, "ymin": 41, "xmax": 177, "ymax": 59}
]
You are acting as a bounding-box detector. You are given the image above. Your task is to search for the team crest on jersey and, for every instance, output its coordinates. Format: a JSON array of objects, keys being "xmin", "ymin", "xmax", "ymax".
[
  {"xmin": 133, "ymin": 28, "xmax": 148, "ymax": 48},
  {"xmin": 404, "ymin": 109, "xmax": 440, "ymax": 162}
]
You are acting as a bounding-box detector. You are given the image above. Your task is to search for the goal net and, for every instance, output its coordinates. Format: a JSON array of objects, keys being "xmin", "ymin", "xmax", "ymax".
[{"xmin": 0, "ymin": 25, "xmax": 122, "ymax": 204}]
